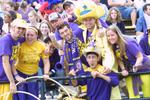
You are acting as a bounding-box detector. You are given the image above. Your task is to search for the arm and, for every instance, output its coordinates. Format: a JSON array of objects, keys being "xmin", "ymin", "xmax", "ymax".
[
  {"xmin": 2, "ymin": 55, "xmax": 16, "ymax": 93},
  {"xmin": 95, "ymin": 71, "xmax": 119, "ymax": 87},
  {"xmin": 97, "ymin": 72, "xmax": 111, "ymax": 82},
  {"xmin": 133, "ymin": 52, "xmax": 143, "ymax": 72},
  {"xmin": 117, "ymin": 59, "xmax": 129, "ymax": 76},
  {"xmin": 107, "ymin": 0, "xmax": 125, "ymax": 7},
  {"xmin": 43, "ymin": 58, "xmax": 50, "ymax": 76},
  {"xmin": 49, "ymin": 33, "xmax": 63, "ymax": 49}
]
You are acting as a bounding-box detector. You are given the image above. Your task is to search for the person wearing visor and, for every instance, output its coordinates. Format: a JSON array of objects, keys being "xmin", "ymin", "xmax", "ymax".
[{"xmin": 0, "ymin": 18, "xmax": 27, "ymax": 100}]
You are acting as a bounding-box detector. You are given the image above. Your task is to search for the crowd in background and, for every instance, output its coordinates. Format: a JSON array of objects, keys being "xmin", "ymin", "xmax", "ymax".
[{"xmin": 0, "ymin": 0, "xmax": 150, "ymax": 100}]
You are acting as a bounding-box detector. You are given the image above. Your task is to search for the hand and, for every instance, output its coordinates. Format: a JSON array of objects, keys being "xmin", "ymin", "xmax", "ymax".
[
  {"xmin": 133, "ymin": 65, "xmax": 141, "ymax": 72},
  {"xmin": 15, "ymin": 75, "xmax": 26, "ymax": 83},
  {"xmin": 91, "ymin": 71, "xmax": 99, "ymax": 78},
  {"xmin": 103, "ymin": 67, "xmax": 111, "ymax": 74},
  {"xmin": 121, "ymin": 69, "xmax": 129, "ymax": 76},
  {"xmin": 58, "ymin": 49, "xmax": 64, "ymax": 56},
  {"xmin": 68, "ymin": 69, "xmax": 76, "ymax": 76},
  {"xmin": 48, "ymin": 33, "xmax": 56, "ymax": 41},
  {"xmin": 43, "ymin": 74, "xmax": 49, "ymax": 81},
  {"xmin": 10, "ymin": 82, "xmax": 17, "ymax": 93}
]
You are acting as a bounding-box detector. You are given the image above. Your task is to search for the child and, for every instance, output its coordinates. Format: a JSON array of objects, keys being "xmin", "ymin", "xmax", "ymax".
[{"xmin": 69, "ymin": 41, "xmax": 119, "ymax": 100}]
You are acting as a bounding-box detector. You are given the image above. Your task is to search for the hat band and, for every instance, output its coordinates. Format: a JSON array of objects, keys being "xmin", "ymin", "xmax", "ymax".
[{"xmin": 80, "ymin": 9, "xmax": 92, "ymax": 15}]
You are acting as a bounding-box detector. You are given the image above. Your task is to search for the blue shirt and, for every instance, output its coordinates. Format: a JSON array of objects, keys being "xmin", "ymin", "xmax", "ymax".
[{"xmin": 136, "ymin": 16, "xmax": 147, "ymax": 33}]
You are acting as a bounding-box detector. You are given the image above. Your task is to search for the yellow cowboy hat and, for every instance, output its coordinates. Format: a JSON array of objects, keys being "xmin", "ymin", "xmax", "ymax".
[{"xmin": 74, "ymin": 1, "xmax": 105, "ymax": 22}]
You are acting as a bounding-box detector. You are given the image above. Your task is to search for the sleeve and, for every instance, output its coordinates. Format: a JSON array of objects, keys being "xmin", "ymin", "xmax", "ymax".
[
  {"xmin": 0, "ymin": 38, "xmax": 12, "ymax": 56},
  {"xmin": 55, "ymin": 31, "xmax": 62, "ymax": 41},
  {"xmin": 139, "ymin": 37, "xmax": 149, "ymax": 55},
  {"xmin": 41, "ymin": 43, "xmax": 49, "ymax": 59},
  {"xmin": 126, "ymin": 40, "xmax": 141, "ymax": 57},
  {"xmin": 107, "ymin": 72, "xmax": 119, "ymax": 87}
]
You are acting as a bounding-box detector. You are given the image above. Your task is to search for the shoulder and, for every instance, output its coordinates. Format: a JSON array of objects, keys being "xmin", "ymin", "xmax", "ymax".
[{"xmin": 0, "ymin": 34, "xmax": 12, "ymax": 43}]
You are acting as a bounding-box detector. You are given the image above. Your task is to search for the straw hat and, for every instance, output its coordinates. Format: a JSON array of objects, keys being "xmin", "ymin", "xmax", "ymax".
[
  {"xmin": 74, "ymin": 1, "xmax": 105, "ymax": 22},
  {"xmin": 83, "ymin": 40, "xmax": 101, "ymax": 56}
]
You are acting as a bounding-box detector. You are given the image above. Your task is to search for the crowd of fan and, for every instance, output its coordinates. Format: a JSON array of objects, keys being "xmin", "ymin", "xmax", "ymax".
[{"xmin": 0, "ymin": 0, "xmax": 150, "ymax": 100}]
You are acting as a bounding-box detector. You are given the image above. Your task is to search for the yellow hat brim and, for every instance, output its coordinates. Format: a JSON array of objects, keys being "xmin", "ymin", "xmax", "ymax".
[
  {"xmin": 83, "ymin": 47, "xmax": 100, "ymax": 56},
  {"xmin": 74, "ymin": 4, "xmax": 105, "ymax": 22}
]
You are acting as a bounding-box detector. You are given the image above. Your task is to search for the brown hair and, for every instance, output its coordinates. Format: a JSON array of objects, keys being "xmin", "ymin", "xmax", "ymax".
[
  {"xmin": 106, "ymin": 7, "xmax": 122, "ymax": 23},
  {"xmin": 39, "ymin": 20, "xmax": 53, "ymax": 39},
  {"xmin": 106, "ymin": 25, "xmax": 127, "ymax": 57}
]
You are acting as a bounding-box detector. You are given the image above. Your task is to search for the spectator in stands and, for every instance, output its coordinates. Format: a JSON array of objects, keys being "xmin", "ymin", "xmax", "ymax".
[
  {"xmin": 92, "ymin": 0, "xmax": 109, "ymax": 21},
  {"xmin": 106, "ymin": 7, "xmax": 125, "ymax": 33},
  {"xmin": 17, "ymin": 1, "xmax": 34, "ymax": 22},
  {"xmin": 2, "ymin": 10, "xmax": 17, "ymax": 34},
  {"xmin": 28, "ymin": 10, "xmax": 40, "ymax": 28},
  {"xmin": 39, "ymin": 20, "xmax": 53, "ymax": 40},
  {"xmin": 38, "ymin": 1, "xmax": 54, "ymax": 20},
  {"xmin": 0, "ymin": 19, "xmax": 27, "ymax": 100},
  {"xmin": 48, "ymin": 0, "xmax": 68, "ymax": 20},
  {"xmin": 48, "ymin": 12, "xmax": 79, "ymax": 47},
  {"xmin": 136, "ymin": 3, "xmax": 150, "ymax": 42},
  {"xmin": 13, "ymin": 26, "xmax": 50, "ymax": 100},
  {"xmin": 106, "ymin": 25, "xmax": 150, "ymax": 98},
  {"xmin": 74, "ymin": 3, "xmax": 121, "ymax": 99},
  {"xmin": 56, "ymin": 23, "xmax": 85, "ymax": 75},
  {"xmin": 69, "ymin": 40, "xmax": 119, "ymax": 100},
  {"xmin": 108, "ymin": 0, "xmax": 137, "ymax": 28},
  {"xmin": 134, "ymin": 0, "xmax": 150, "ymax": 17},
  {"xmin": 4, "ymin": 2, "xmax": 14, "ymax": 12},
  {"xmin": 63, "ymin": 1, "xmax": 77, "ymax": 22}
]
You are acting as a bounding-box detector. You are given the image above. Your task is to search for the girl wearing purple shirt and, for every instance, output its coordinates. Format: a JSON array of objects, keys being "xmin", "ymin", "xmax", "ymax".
[{"xmin": 106, "ymin": 25, "xmax": 150, "ymax": 98}]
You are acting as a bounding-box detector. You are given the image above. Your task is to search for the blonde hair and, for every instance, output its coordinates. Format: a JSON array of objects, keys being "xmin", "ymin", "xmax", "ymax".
[
  {"xmin": 106, "ymin": 25, "xmax": 127, "ymax": 57},
  {"xmin": 106, "ymin": 7, "xmax": 122, "ymax": 23}
]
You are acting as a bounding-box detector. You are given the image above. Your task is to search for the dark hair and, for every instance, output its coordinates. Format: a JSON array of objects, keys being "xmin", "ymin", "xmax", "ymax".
[
  {"xmin": 20, "ymin": 1, "xmax": 28, "ymax": 9},
  {"xmin": 9, "ymin": 11, "xmax": 17, "ymax": 21},
  {"xmin": 143, "ymin": 3, "xmax": 150, "ymax": 11},
  {"xmin": 13, "ymin": 2, "xmax": 20, "ymax": 11},
  {"xmin": 86, "ymin": 52, "xmax": 99, "ymax": 57},
  {"xmin": 57, "ymin": 23, "xmax": 71, "ymax": 31},
  {"xmin": 43, "ymin": 37, "xmax": 52, "ymax": 43},
  {"xmin": 63, "ymin": 1, "xmax": 73, "ymax": 10},
  {"xmin": 4, "ymin": 10, "xmax": 17, "ymax": 21}
]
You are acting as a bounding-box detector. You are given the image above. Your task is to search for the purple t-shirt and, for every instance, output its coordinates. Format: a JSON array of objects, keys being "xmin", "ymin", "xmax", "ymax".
[
  {"xmin": 78, "ymin": 71, "xmax": 119, "ymax": 100},
  {"xmin": 0, "ymin": 33, "xmax": 24, "ymax": 82},
  {"xmin": 125, "ymin": 38, "xmax": 148, "ymax": 66}
]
